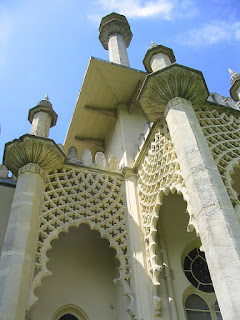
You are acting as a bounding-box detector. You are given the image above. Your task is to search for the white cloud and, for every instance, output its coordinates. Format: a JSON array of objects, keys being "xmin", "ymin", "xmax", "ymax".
[
  {"xmin": 90, "ymin": 0, "xmax": 175, "ymax": 20},
  {"xmin": 179, "ymin": 20, "xmax": 240, "ymax": 46}
]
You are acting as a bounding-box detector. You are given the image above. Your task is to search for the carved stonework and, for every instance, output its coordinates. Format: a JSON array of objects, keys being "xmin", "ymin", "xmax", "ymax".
[
  {"xmin": 18, "ymin": 163, "xmax": 45, "ymax": 179},
  {"xmin": 137, "ymin": 121, "xmax": 190, "ymax": 314},
  {"xmin": 138, "ymin": 64, "xmax": 209, "ymax": 122},
  {"xmin": 3, "ymin": 134, "xmax": 65, "ymax": 176},
  {"xmin": 28, "ymin": 166, "xmax": 134, "ymax": 316},
  {"xmin": 195, "ymin": 105, "xmax": 240, "ymax": 206}
]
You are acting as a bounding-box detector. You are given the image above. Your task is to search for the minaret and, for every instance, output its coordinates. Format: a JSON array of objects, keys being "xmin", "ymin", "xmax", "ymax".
[
  {"xmin": 99, "ymin": 12, "xmax": 132, "ymax": 67},
  {"xmin": 28, "ymin": 94, "xmax": 57, "ymax": 138},
  {"xmin": 229, "ymin": 68, "xmax": 240, "ymax": 106},
  {"xmin": 143, "ymin": 42, "xmax": 176, "ymax": 73}
]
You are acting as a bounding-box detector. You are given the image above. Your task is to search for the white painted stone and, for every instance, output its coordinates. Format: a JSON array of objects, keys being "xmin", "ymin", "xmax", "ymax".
[
  {"xmin": 108, "ymin": 34, "xmax": 130, "ymax": 67},
  {"xmin": 30, "ymin": 111, "xmax": 52, "ymax": 138},
  {"xmin": 81, "ymin": 149, "xmax": 92, "ymax": 166},
  {"xmin": 67, "ymin": 146, "xmax": 78, "ymax": 160},
  {"xmin": 108, "ymin": 155, "xmax": 119, "ymax": 171},
  {"xmin": 0, "ymin": 165, "xmax": 8, "ymax": 178},
  {"xmin": 150, "ymin": 52, "xmax": 171, "ymax": 72},
  {"xmin": 165, "ymin": 97, "xmax": 240, "ymax": 320},
  {"xmin": 95, "ymin": 152, "xmax": 106, "ymax": 167},
  {"xmin": 0, "ymin": 164, "xmax": 45, "ymax": 320}
]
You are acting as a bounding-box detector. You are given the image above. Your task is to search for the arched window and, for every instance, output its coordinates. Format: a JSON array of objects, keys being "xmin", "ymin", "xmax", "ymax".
[
  {"xmin": 59, "ymin": 315, "xmax": 78, "ymax": 320},
  {"xmin": 185, "ymin": 294, "xmax": 212, "ymax": 320},
  {"xmin": 52, "ymin": 304, "xmax": 88, "ymax": 320}
]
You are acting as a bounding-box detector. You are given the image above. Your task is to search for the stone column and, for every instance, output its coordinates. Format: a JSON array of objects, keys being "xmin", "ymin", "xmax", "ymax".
[
  {"xmin": 138, "ymin": 63, "xmax": 240, "ymax": 320},
  {"xmin": 164, "ymin": 97, "xmax": 240, "ymax": 320},
  {"xmin": 99, "ymin": 12, "xmax": 132, "ymax": 67},
  {"xmin": 123, "ymin": 170, "xmax": 154, "ymax": 319},
  {"xmin": 0, "ymin": 164, "xmax": 45, "ymax": 320},
  {"xmin": 1, "ymin": 131, "xmax": 65, "ymax": 319}
]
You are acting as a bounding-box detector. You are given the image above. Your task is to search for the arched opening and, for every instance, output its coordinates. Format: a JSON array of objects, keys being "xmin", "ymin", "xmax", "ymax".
[
  {"xmin": 155, "ymin": 193, "xmax": 198, "ymax": 319},
  {"xmin": 27, "ymin": 224, "xmax": 130, "ymax": 320},
  {"xmin": 59, "ymin": 314, "xmax": 78, "ymax": 320}
]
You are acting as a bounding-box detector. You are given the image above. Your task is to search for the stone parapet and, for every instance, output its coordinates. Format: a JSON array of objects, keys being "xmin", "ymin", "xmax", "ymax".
[
  {"xmin": 138, "ymin": 64, "xmax": 209, "ymax": 122},
  {"xmin": 3, "ymin": 134, "xmax": 65, "ymax": 176}
]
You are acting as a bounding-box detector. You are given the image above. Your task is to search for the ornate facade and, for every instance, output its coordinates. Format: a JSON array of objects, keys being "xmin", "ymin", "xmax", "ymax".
[{"xmin": 0, "ymin": 12, "xmax": 240, "ymax": 320}]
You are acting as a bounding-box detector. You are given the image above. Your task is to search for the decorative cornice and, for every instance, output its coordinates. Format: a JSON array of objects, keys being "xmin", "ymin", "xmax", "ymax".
[
  {"xmin": 99, "ymin": 12, "xmax": 132, "ymax": 50},
  {"xmin": 3, "ymin": 134, "xmax": 66, "ymax": 176},
  {"xmin": 18, "ymin": 163, "xmax": 45, "ymax": 179},
  {"xmin": 138, "ymin": 64, "xmax": 209, "ymax": 122},
  {"xmin": 143, "ymin": 43, "xmax": 176, "ymax": 73}
]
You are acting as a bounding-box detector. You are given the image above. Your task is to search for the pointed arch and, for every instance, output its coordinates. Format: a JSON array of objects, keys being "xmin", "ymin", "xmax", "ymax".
[{"xmin": 52, "ymin": 304, "xmax": 88, "ymax": 320}]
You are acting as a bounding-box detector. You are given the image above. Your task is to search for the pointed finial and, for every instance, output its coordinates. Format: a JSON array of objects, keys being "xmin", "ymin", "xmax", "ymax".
[
  {"xmin": 150, "ymin": 41, "xmax": 158, "ymax": 49},
  {"xmin": 44, "ymin": 94, "xmax": 49, "ymax": 101},
  {"xmin": 229, "ymin": 68, "xmax": 240, "ymax": 85}
]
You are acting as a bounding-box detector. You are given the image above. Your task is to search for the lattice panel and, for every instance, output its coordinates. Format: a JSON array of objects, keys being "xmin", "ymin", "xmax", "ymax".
[
  {"xmin": 137, "ymin": 121, "xmax": 188, "ymax": 313},
  {"xmin": 28, "ymin": 166, "xmax": 133, "ymax": 312},
  {"xmin": 195, "ymin": 106, "xmax": 240, "ymax": 206}
]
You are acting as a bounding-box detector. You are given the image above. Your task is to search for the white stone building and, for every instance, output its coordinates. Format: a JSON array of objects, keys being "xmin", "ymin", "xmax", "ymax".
[{"xmin": 0, "ymin": 12, "xmax": 240, "ymax": 320}]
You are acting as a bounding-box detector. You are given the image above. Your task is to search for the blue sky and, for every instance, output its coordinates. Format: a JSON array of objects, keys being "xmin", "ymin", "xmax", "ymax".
[{"xmin": 0, "ymin": 0, "xmax": 240, "ymax": 161}]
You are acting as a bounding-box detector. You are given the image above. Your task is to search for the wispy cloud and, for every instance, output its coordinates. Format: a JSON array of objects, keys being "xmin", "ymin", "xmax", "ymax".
[
  {"xmin": 89, "ymin": 0, "xmax": 175, "ymax": 20},
  {"xmin": 179, "ymin": 20, "xmax": 240, "ymax": 46}
]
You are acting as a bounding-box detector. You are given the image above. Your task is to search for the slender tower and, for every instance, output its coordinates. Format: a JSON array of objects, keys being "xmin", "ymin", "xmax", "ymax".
[{"xmin": 99, "ymin": 12, "xmax": 132, "ymax": 67}]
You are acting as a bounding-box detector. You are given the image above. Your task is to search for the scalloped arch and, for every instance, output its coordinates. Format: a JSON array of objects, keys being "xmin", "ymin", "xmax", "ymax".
[{"xmin": 27, "ymin": 166, "xmax": 135, "ymax": 317}]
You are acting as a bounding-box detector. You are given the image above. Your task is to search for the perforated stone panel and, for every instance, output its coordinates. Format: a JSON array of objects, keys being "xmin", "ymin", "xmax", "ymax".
[
  {"xmin": 137, "ymin": 121, "xmax": 188, "ymax": 302},
  {"xmin": 28, "ymin": 166, "xmax": 133, "ymax": 311},
  {"xmin": 195, "ymin": 106, "xmax": 240, "ymax": 206}
]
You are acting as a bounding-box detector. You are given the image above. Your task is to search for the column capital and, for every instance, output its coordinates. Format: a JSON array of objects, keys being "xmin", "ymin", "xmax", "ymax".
[
  {"xmin": 165, "ymin": 97, "xmax": 192, "ymax": 115},
  {"xmin": 18, "ymin": 163, "xmax": 45, "ymax": 179},
  {"xmin": 138, "ymin": 64, "xmax": 209, "ymax": 122},
  {"xmin": 3, "ymin": 134, "xmax": 65, "ymax": 176}
]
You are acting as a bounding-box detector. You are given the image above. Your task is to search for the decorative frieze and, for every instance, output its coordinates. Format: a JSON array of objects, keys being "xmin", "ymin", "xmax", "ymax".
[{"xmin": 18, "ymin": 163, "xmax": 45, "ymax": 179}]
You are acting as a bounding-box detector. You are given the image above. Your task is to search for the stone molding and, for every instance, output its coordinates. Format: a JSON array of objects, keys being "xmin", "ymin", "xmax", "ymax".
[
  {"xmin": 28, "ymin": 166, "xmax": 135, "ymax": 318},
  {"xmin": 99, "ymin": 13, "xmax": 132, "ymax": 50},
  {"xmin": 3, "ymin": 134, "xmax": 65, "ymax": 176},
  {"xmin": 138, "ymin": 64, "xmax": 209, "ymax": 122},
  {"xmin": 28, "ymin": 105, "xmax": 58, "ymax": 127},
  {"xmin": 18, "ymin": 163, "xmax": 45, "ymax": 179}
]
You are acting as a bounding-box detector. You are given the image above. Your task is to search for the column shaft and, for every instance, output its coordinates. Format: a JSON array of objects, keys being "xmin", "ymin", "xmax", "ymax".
[
  {"xmin": 108, "ymin": 34, "xmax": 130, "ymax": 67},
  {"xmin": 124, "ymin": 175, "xmax": 154, "ymax": 319},
  {"xmin": 0, "ymin": 164, "xmax": 45, "ymax": 320},
  {"xmin": 165, "ymin": 97, "xmax": 240, "ymax": 320}
]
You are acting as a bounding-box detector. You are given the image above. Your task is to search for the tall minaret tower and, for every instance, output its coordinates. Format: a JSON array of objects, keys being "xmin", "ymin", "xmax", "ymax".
[{"xmin": 99, "ymin": 12, "xmax": 132, "ymax": 67}]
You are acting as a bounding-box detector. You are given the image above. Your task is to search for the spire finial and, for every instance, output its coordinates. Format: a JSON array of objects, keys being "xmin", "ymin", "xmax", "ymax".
[
  {"xmin": 229, "ymin": 68, "xmax": 240, "ymax": 85},
  {"xmin": 44, "ymin": 94, "xmax": 49, "ymax": 101},
  {"xmin": 150, "ymin": 41, "xmax": 157, "ymax": 49}
]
